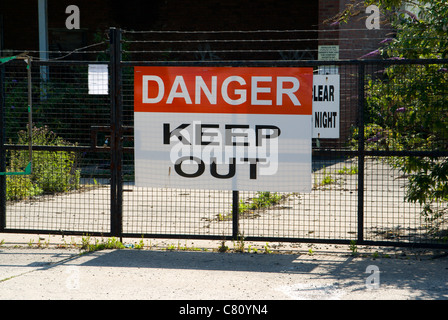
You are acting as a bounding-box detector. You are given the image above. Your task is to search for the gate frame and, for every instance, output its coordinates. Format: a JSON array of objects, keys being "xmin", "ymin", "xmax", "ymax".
[
  {"xmin": 1, "ymin": 27, "xmax": 448, "ymax": 249},
  {"xmin": 0, "ymin": 62, "xmax": 5, "ymax": 231}
]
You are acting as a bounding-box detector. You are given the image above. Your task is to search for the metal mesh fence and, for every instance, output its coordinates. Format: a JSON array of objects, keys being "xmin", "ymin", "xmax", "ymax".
[
  {"xmin": 0, "ymin": 28, "xmax": 447, "ymax": 248},
  {"xmin": 1, "ymin": 61, "xmax": 112, "ymax": 235},
  {"xmin": 361, "ymin": 61, "xmax": 448, "ymax": 245}
]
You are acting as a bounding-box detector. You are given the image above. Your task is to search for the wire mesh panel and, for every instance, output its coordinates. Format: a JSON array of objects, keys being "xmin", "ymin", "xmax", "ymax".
[
  {"xmin": 2, "ymin": 61, "xmax": 112, "ymax": 235},
  {"xmin": 122, "ymin": 188, "xmax": 234, "ymax": 237},
  {"xmin": 363, "ymin": 156, "xmax": 428, "ymax": 243},
  {"xmin": 125, "ymin": 30, "xmax": 448, "ymax": 246},
  {"xmin": 1, "ymin": 27, "xmax": 447, "ymax": 248},
  {"xmin": 120, "ymin": 30, "xmax": 363, "ymax": 243},
  {"xmin": 360, "ymin": 61, "xmax": 448, "ymax": 247},
  {"xmin": 121, "ymin": 62, "xmax": 236, "ymax": 238},
  {"xmin": 228, "ymin": 62, "xmax": 360, "ymax": 242}
]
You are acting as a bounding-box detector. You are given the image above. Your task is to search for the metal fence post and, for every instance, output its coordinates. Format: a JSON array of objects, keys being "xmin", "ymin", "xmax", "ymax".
[
  {"xmin": 232, "ymin": 190, "xmax": 240, "ymax": 239},
  {"xmin": 357, "ymin": 61, "xmax": 365, "ymax": 244},
  {"xmin": 0, "ymin": 65, "xmax": 6, "ymax": 232},
  {"xmin": 110, "ymin": 27, "xmax": 123, "ymax": 238}
]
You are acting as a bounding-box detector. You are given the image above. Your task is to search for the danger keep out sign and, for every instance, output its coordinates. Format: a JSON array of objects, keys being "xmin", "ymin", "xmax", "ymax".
[{"xmin": 134, "ymin": 66, "xmax": 313, "ymax": 192}]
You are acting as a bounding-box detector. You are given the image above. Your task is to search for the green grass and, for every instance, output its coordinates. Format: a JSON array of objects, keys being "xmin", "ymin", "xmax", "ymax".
[
  {"xmin": 81, "ymin": 236, "xmax": 125, "ymax": 252},
  {"xmin": 239, "ymin": 192, "xmax": 283, "ymax": 214},
  {"xmin": 218, "ymin": 191, "xmax": 285, "ymax": 221},
  {"xmin": 337, "ymin": 165, "xmax": 358, "ymax": 175}
]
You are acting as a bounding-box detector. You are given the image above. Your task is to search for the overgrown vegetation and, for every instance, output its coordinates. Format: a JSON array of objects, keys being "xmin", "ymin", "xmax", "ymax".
[
  {"xmin": 218, "ymin": 191, "xmax": 285, "ymax": 221},
  {"xmin": 349, "ymin": 0, "xmax": 448, "ymax": 235},
  {"xmin": 239, "ymin": 192, "xmax": 283, "ymax": 214},
  {"xmin": 81, "ymin": 236, "xmax": 125, "ymax": 252},
  {"xmin": 4, "ymin": 69, "xmax": 110, "ymax": 146},
  {"xmin": 6, "ymin": 126, "xmax": 80, "ymax": 201}
]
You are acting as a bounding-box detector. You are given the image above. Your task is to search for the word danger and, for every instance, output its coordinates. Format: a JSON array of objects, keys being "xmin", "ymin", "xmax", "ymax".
[
  {"xmin": 165, "ymin": 122, "xmax": 280, "ymax": 179},
  {"xmin": 134, "ymin": 66, "xmax": 314, "ymax": 115},
  {"xmin": 143, "ymin": 75, "xmax": 301, "ymax": 106}
]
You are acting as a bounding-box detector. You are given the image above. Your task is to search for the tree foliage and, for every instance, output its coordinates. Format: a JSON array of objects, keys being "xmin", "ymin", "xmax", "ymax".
[{"xmin": 361, "ymin": 0, "xmax": 448, "ymax": 232}]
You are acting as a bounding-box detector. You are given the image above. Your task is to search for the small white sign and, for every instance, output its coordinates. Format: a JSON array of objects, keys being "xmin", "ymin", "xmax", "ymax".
[
  {"xmin": 318, "ymin": 45, "xmax": 339, "ymax": 61},
  {"xmin": 88, "ymin": 64, "xmax": 108, "ymax": 95},
  {"xmin": 312, "ymin": 75, "xmax": 340, "ymax": 139}
]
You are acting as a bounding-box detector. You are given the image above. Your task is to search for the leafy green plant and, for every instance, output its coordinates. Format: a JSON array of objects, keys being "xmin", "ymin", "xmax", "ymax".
[
  {"xmin": 321, "ymin": 173, "xmax": 335, "ymax": 186},
  {"xmin": 134, "ymin": 237, "xmax": 145, "ymax": 250},
  {"xmin": 348, "ymin": 0, "xmax": 448, "ymax": 235},
  {"xmin": 166, "ymin": 244, "xmax": 176, "ymax": 251},
  {"xmin": 314, "ymin": 168, "xmax": 336, "ymax": 187},
  {"xmin": 233, "ymin": 234, "xmax": 246, "ymax": 253},
  {"xmin": 218, "ymin": 241, "xmax": 229, "ymax": 253},
  {"xmin": 248, "ymin": 245, "xmax": 258, "ymax": 254},
  {"xmin": 264, "ymin": 242, "xmax": 273, "ymax": 254},
  {"xmin": 218, "ymin": 192, "xmax": 285, "ymax": 221},
  {"xmin": 239, "ymin": 192, "xmax": 283, "ymax": 214},
  {"xmin": 337, "ymin": 165, "xmax": 358, "ymax": 175},
  {"xmin": 81, "ymin": 236, "xmax": 125, "ymax": 252},
  {"xmin": 6, "ymin": 125, "xmax": 80, "ymax": 201},
  {"xmin": 349, "ymin": 240, "xmax": 358, "ymax": 256},
  {"xmin": 6, "ymin": 176, "xmax": 43, "ymax": 201}
]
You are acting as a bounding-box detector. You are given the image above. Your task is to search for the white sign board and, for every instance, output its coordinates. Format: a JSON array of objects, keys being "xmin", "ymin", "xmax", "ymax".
[
  {"xmin": 312, "ymin": 75, "xmax": 340, "ymax": 139},
  {"xmin": 88, "ymin": 64, "xmax": 109, "ymax": 95},
  {"xmin": 318, "ymin": 45, "xmax": 339, "ymax": 75},
  {"xmin": 318, "ymin": 45, "xmax": 339, "ymax": 61},
  {"xmin": 134, "ymin": 66, "xmax": 314, "ymax": 192}
]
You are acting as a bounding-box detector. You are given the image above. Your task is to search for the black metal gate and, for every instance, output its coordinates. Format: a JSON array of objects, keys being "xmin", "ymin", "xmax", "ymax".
[{"xmin": 1, "ymin": 28, "xmax": 447, "ymax": 248}]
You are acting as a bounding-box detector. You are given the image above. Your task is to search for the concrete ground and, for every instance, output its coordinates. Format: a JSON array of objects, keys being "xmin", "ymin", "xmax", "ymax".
[
  {"xmin": 1, "ymin": 159, "xmax": 447, "ymax": 305},
  {"xmin": 0, "ymin": 233, "xmax": 447, "ymax": 302}
]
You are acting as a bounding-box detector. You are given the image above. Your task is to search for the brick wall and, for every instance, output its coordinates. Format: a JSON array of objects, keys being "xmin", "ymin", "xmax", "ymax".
[
  {"xmin": 316, "ymin": 1, "xmax": 394, "ymax": 146},
  {"xmin": 318, "ymin": 0, "xmax": 392, "ymax": 59},
  {"xmin": 154, "ymin": 0, "xmax": 318, "ymax": 31},
  {"xmin": 2, "ymin": 0, "xmax": 319, "ymax": 52},
  {"xmin": 1, "ymin": 0, "xmax": 390, "ymax": 56},
  {"xmin": 318, "ymin": 0, "xmax": 340, "ymax": 46},
  {"xmin": 0, "ymin": 0, "xmax": 39, "ymax": 52}
]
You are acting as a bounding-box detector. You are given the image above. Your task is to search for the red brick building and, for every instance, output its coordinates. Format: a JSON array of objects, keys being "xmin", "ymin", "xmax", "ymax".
[{"xmin": 0, "ymin": 0, "xmax": 390, "ymax": 60}]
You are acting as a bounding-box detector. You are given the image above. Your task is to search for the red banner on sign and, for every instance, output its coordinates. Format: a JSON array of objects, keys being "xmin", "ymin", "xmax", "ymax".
[{"xmin": 134, "ymin": 66, "xmax": 313, "ymax": 115}]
